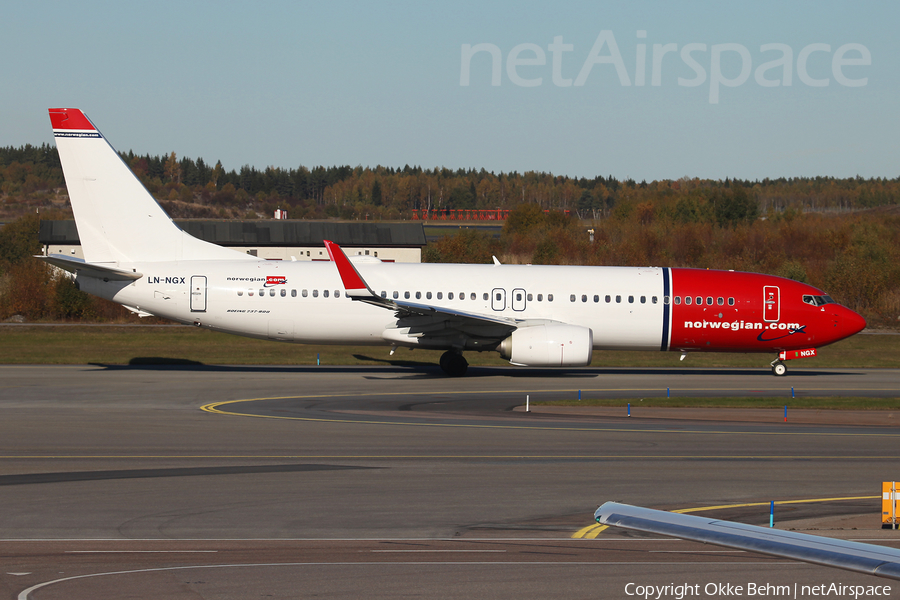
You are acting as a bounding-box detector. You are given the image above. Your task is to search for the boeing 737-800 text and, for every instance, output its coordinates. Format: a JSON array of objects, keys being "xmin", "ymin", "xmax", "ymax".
[{"xmin": 39, "ymin": 108, "xmax": 866, "ymax": 376}]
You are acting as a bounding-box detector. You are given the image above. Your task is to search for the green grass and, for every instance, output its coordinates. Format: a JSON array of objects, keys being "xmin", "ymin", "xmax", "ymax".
[
  {"xmin": 0, "ymin": 325, "xmax": 509, "ymax": 367},
  {"xmin": 534, "ymin": 396, "xmax": 900, "ymax": 410},
  {"xmin": 0, "ymin": 325, "xmax": 898, "ymax": 369}
]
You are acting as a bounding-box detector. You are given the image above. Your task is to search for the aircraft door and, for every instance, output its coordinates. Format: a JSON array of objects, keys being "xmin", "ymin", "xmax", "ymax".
[
  {"xmin": 491, "ymin": 288, "xmax": 506, "ymax": 311},
  {"xmin": 511, "ymin": 288, "xmax": 527, "ymax": 311},
  {"xmin": 763, "ymin": 285, "xmax": 780, "ymax": 322},
  {"xmin": 190, "ymin": 276, "xmax": 207, "ymax": 312}
]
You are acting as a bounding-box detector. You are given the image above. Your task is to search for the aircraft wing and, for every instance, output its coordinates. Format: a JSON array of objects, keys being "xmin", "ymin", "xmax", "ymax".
[
  {"xmin": 594, "ymin": 502, "xmax": 900, "ymax": 581},
  {"xmin": 323, "ymin": 240, "xmax": 520, "ymax": 341},
  {"xmin": 36, "ymin": 254, "xmax": 143, "ymax": 281}
]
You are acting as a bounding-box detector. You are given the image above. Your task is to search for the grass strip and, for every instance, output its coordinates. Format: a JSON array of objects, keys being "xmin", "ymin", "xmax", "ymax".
[{"xmin": 534, "ymin": 397, "xmax": 900, "ymax": 410}]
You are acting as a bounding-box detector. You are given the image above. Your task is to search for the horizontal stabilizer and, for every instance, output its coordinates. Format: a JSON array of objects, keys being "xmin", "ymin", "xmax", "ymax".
[{"xmin": 36, "ymin": 254, "xmax": 142, "ymax": 281}]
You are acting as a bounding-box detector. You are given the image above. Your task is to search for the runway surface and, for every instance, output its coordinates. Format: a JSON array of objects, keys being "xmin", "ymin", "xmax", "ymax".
[{"xmin": 1, "ymin": 364, "xmax": 899, "ymax": 599}]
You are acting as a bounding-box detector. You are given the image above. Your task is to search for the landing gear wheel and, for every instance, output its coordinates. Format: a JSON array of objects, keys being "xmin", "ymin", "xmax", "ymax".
[
  {"xmin": 772, "ymin": 362, "xmax": 787, "ymax": 376},
  {"xmin": 439, "ymin": 351, "xmax": 468, "ymax": 377}
]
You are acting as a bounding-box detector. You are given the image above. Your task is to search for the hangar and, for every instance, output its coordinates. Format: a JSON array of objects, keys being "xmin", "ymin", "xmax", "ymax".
[{"xmin": 39, "ymin": 220, "xmax": 427, "ymax": 263}]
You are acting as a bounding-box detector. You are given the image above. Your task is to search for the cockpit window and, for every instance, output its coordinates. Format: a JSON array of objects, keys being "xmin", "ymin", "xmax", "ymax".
[{"xmin": 802, "ymin": 294, "xmax": 836, "ymax": 307}]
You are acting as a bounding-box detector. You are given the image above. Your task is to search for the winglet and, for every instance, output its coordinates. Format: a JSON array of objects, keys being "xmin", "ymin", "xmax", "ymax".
[{"xmin": 323, "ymin": 240, "xmax": 376, "ymax": 298}]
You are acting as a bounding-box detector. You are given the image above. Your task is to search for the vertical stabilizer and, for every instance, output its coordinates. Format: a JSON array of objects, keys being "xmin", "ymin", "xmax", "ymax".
[{"xmin": 49, "ymin": 108, "xmax": 251, "ymax": 264}]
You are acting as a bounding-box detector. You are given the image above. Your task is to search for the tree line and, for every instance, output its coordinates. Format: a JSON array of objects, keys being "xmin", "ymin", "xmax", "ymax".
[{"xmin": 1, "ymin": 144, "xmax": 899, "ymax": 223}]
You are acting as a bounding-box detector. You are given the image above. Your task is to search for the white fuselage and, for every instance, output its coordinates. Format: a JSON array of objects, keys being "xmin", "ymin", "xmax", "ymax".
[{"xmin": 82, "ymin": 260, "xmax": 667, "ymax": 351}]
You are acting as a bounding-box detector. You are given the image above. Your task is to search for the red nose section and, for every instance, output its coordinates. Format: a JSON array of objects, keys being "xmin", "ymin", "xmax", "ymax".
[{"xmin": 842, "ymin": 307, "xmax": 866, "ymax": 338}]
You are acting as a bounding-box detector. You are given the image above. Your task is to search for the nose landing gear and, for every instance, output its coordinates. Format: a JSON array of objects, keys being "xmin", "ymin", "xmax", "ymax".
[
  {"xmin": 770, "ymin": 348, "xmax": 817, "ymax": 376},
  {"xmin": 439, "ymin": 350, "xmax": 469, "ymax": 377}
]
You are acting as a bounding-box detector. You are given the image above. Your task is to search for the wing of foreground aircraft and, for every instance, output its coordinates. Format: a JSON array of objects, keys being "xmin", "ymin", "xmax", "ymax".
[{"xmin": 594, "ymin": 502, "xmax": 900, "ymax": 580}]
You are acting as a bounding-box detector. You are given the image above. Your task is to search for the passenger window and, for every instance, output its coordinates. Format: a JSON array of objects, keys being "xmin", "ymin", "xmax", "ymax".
[
  {"xmin": 280, "ymin": 289, "xmax": 286, "ymax": 297},
  {"xmin": 449, "ymin": 292, "xmax": 454, "ymax": 300},
  {"xmin": 335, "ymin": 290, "xmax": 340, "ymax": 298},
  {"xmin": 673, "ymin": 296, "xmax": 680, "ymax": 305},
  {"xmin": 537, "ymin": 294, "xmax": 543, "ymax": 301},
  {"xmin": 696, "ymin": 297, "xmax": 702, "ymax": 305},
  {"xmin": 484, "ymin": 293, "xmax": 489, "ymax": 301},
  {"xmin": 248, "ymin": 290, "xmax": 254, "ymax": 297},
  {"xmin": 728, "ymin": 297, "xmax": 734, "ymax": 306},
  {"xmin": 437, "ymin": 292, "xmax": 443, "ymax": 300},
  {"xmin": 717, "ymin": 297, "xmax": 724, "ymax": 305},
  {"xmin": 416, "ymin": 291, "xmax": 421, "ymax": 299},
  {"xmin": 628, "ymin": 296, "xmax": 634, "ymax": 303},
  {"xmin": 393, "ymin": 291, "xmax": 399, "ymax": 299},
  {"xmin": 323, "ymin": 290, "xmax": 330, "ymax": 298},
  {"xmin": 270, "ymin": 289, "xmax": 276, "ymax": 297},
  {"xmin": 313, "ymin": 289, "xmax": 319, "ymax": 298},
  {"xmin": 685, "ymin": 296, "xmax": 692, "ymax": 305},
  {"xmin": 460, "ymin": 292, "xmax": 465, "ymax": 300},
  {"xmin": 237, "ymin": 290, "xmax": 243, "ymax": 296},
  {"xmin": 582, "ymin": 294, "xmax": 587, "ymax": 303},
  {"xmin": 570, "ymin": 294, "xmax": 576, "ymax": 302},
  {"xmin": 616, "ymin": 295, "xmax": 621, "ymax": 303},
  {"xmin": 653, "ymin": 296, "xmax": 659, "ymax": 304},
  {"xmin": 404, "ymin": 291, "xmax": 410, "ymax": 299},
  {"xmin": 593, "ymin": 295, "xmax": 599, "ymax": 303},
  {"xmin": 380, "ymin": 291, "xmax": 386, "ymax": 298},
  {"xmin": 548, "ymin": 294, "xmax": 554, "ymax": 302},
  {"xmin": 605, "ymin": 295, "xmax": 611, "ymax": 303},
  {"xmin": 527, "ymin": 293, "xmax": 533, "ymax": 301},
  {"xmin": 302, "ymin": 289, "xmax": 308, "ymax": 298},
  {"xmin": 471, "ymin": 293, "xmax": 476, "ymax": 300},
  {"xmin": 496, "ymin": 292, "xmax": 502, "ymax": 301},
  {"xmin": 291, "ymin": 289, "xmax": 297, "ymax": 298},
  {"xmin": 640, "ymin": 296, "xmax": 646, "ymax": 304},
  {"xmin": 706, "ymin": 297, "xmax": 713, "ymax": 305},
  {"xmin": 426, "ymin": 292, "xmax": 432, "ymax": 300},
  {"xmin": 259, "ymin": 289, "xmax": 264, "ymax": 297}
]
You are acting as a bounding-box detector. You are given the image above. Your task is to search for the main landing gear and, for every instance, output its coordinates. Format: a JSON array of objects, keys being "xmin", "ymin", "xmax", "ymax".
[{"xmin": 439, "ymin": 350, "xmax": 468, "ymax": 377}]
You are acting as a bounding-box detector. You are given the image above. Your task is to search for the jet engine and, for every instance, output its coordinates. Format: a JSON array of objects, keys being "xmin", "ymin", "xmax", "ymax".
[{"xmin": 498, "ymin": 324, "xmax": 593, "ymax": 367}]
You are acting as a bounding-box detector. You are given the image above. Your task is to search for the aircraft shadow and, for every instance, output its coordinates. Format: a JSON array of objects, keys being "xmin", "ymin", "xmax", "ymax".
[{"xmin": 84, "ymin": 359, "xmax": 862, "ymax": 379}]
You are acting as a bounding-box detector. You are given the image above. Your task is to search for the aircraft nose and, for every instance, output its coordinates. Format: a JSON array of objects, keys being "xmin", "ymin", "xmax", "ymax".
[{"xmin": 841, "ymin": 307, "xmax": 866, "ymax": 338}]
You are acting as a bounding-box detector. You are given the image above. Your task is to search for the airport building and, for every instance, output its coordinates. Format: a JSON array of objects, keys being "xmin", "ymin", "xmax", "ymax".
[{"xmin": 39, "ymin": 220, "xmax": 427, "ymax": 263}]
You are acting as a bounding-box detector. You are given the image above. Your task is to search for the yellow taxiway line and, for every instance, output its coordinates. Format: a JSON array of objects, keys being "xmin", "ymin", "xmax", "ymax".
[
  {"xmin": 572, "ymin": 495, "xmax": 880, "ymax": 539},
  {"xmin": 201, "ymin": 396, "xmax": 900, "ymax": 437}
]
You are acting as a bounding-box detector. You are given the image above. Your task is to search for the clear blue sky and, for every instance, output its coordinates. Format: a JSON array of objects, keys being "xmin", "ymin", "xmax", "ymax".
[{"xmin": 3, "ymin": 0, "xmax": 897, "ymax": 181}]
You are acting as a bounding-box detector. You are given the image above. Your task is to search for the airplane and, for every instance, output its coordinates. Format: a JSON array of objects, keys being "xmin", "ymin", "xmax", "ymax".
[
  {"xmin": 595, "ymin": 501, "xmax": 900, "ymax": 581},
  {"xmin": 39, "ymin": 108, "xmax": 866, "ymax": 377}
]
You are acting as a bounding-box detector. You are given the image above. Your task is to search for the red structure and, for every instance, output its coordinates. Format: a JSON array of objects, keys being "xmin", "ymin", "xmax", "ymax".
[{"xmin": 411, "ymin": 209, "xmax": 569, "ymax": 221}]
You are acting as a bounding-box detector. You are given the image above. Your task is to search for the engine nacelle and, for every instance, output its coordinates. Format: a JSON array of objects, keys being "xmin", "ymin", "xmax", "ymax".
[{"xmin": 498, "ymin": 325, "xmax": 593, "ymax": 367}]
